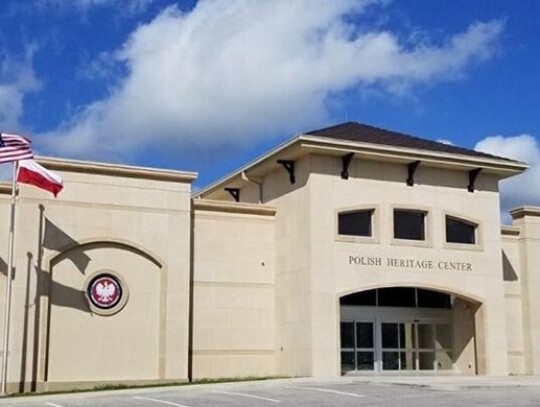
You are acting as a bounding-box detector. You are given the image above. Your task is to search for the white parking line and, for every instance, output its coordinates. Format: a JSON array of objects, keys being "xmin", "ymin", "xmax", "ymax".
[
  {"xmin": 213, "ymin": 390, "xmax": 282, "ymax": 403},
  {"xmin": 290, "ymin": 386, "xmax": 365, "ymax": 398},
  {"xmin": 46, "ymin": 403, "xmax": 66, "ymax": 407},
  {"xmin": 133, "ymin": 396, "xmax": 190, "ymax": 406}
]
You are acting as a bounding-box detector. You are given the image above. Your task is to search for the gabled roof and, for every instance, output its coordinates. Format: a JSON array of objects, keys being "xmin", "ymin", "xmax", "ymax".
[
  {"xmin": 195, "ymin": 121, "xmax": 528, "ymax": 199},
  {"xmin": 307, "ymin": 122, "xmax": 518, "ymax": 163}
]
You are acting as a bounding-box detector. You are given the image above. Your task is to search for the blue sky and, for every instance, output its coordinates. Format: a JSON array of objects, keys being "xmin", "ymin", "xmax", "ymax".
[{"xmin": 0, "ymin": 0, "xmax": 539, "ymax": 216}]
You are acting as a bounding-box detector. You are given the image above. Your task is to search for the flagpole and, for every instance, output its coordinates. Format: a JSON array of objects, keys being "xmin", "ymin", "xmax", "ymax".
[{"xmin": 1, "ymin": 161, "xmax": 18, "ymax": 395}]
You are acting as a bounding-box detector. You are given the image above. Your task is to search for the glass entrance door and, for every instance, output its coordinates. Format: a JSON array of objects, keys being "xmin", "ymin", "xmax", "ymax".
[
  {"xmin": 381, "ymin": 322, "xmax": 416, "ymax": 371},
  {"xmin": 380, "ymin": 322, "xmax": 452, "ymax": 372}
]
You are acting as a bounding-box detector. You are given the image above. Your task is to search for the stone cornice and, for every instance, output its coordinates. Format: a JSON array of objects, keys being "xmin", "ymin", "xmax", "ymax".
[
  {"xmin": 36, "ymin": 156, "xmax": 198, "ymax": 183},
  {"xmin": 0, "ymin": 182, "xmax": 10, "ymax": 195},
  {"xmin": 509, "ymin": 206, "xmax": 540, "ymax": 220},
  {"xmin": 193, "ymin": 199, "xmax": 276, "ymax": 216},
  {"xmin": 501, "ymin": 225, "xmax": 521, "ymax": 236}
]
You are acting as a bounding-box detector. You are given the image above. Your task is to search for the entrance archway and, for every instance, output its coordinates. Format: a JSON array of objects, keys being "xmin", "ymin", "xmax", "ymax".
[{"xmin": 339, "ymin": 287, "xmax": 479, "ymax": 374}]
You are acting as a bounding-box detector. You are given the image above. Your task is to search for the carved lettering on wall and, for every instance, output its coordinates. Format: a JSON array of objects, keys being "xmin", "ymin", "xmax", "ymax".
[{"xmin": 348, "ymin": 255, "xmax": 473, "ymax": 272}]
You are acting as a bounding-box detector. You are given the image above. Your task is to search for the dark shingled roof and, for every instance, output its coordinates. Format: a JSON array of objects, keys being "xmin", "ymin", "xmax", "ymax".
[{"xmin": 305, "ymin": 122, "xmax": 518, "ymax": 163}]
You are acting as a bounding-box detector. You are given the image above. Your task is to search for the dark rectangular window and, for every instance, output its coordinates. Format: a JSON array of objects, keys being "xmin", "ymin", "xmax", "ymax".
[
  {"xmin": 338, "ymin": 210, "xmax": 372, "ymax": 237},
  {"xmin": 356, "ymin": 322, "xmax": 374, "ymax": 348},
  {"xmin": 446, "ymin": 217, "xmax": 476, "ymax": 244},
  {"xmin": 340, "ymin": 322, "xmax": 354, "ymax": 348},
  {"xmin": 394, "ymin": 210, "xmax": 426, "ymax": 240}
]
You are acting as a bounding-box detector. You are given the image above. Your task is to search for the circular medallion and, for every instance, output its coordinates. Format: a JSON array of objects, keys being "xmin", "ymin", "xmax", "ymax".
[{"xmin": 87, "ymin": 273, "xmax": 123, "ymax": 310}]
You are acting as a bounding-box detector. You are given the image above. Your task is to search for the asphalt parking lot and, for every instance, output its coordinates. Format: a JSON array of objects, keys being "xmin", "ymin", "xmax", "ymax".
[{"xmin": 1, "ymin": 377, "xmax": 540, "ymax": 407}]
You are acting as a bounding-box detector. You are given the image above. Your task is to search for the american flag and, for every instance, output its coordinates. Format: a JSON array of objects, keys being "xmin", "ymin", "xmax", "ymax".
[{"xmin": 0, "ymin": 133, "xmax": 33, "ymax": 164}]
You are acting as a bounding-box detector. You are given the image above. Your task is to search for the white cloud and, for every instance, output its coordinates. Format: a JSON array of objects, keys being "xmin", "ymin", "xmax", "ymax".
[
  {"xmin": 40, "ymin": 0, "xmax": 504, "ymax": 161},
  {"xmin": 436, "ymin": 139, "xmax": 454, "ymax": 146},
  {"xmin": 474, "ymin": 134, "xmax": 540, "ymax": 221},
  {"xmin": 0, "ymin": 45, "xmax": 41, "ymax": 132}
]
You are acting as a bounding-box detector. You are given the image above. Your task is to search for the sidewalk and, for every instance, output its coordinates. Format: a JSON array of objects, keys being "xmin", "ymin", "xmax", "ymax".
[{"xmin": 345, "ymin": 375, "xmax": 540, "ymax": 389}]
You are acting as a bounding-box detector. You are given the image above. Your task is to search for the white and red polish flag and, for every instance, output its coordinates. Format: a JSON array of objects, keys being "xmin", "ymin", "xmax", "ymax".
[
  {"xmin": 0, "ymin": 133, "xmax": 33, "ymax": 163},
  {"xmin": 17, "ymin": 159, "xmax": 63, "ymax": 197}
]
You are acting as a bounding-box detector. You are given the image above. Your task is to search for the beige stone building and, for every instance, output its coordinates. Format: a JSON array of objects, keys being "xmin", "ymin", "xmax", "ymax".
[{"xmin": 0, "ymin": 122, "xmax": 538, "ymax": 392}]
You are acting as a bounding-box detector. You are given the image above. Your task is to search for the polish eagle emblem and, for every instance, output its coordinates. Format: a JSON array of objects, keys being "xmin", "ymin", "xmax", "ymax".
[
  {"xmin": 95, "ymin": 280, "xmax": 116, "ymax": 303},
  {"xmin": 87, "ymin": 274, "xmax": 123, "ymax": 310}
]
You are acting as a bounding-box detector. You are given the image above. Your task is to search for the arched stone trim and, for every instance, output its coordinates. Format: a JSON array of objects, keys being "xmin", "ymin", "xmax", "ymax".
[
  {"xmin": 45, "ymin": 237, "xmax": 164, "ymax": 270},
  {"xmin": 335, "ymin": 283, "xmax": 484, "ymax": 376},
  {"xmin": 38, "ymin": 238, "xmax": 167, "ymax": 384}
]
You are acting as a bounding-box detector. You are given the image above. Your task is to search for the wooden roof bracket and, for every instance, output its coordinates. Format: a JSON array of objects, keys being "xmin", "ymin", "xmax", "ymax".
[
  {"xmin": 406, "ymin": 161, "xmax": 421, "ymax": 186},
  {"xmin": 468, "ymin": 168, "xmax": 482, "ymax": 192},
  {"xmin": 277, "ymin": 160, "xmax": 296, "ymax": 184},
  {"xmin": 224, "ymin": 187, "xmax": 240, "ymax": 202},
  {"xmin": 341, "ymin": 153, "xmax": 355, "ymax": 180}
]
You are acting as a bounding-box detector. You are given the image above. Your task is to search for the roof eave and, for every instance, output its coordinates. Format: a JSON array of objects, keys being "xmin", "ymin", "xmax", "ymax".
[
  {"xmin": 194, "ymin": 136, "xmax": 303, "ymax": 198},
  {"xmin": 195, "ymin": 134, "xmax": 528, "ymax": 198},
  {"xmin": 298, "ymin": 135, "xmax": 529, "ymax": 174}
]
